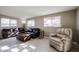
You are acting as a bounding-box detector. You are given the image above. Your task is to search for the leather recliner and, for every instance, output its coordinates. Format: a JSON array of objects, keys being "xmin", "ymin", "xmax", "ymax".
[
  {"xmin": 1, "ymin": 28, "xmax": 25, "ymax": 38},
  {"xmin": 26, "ymin": 28, "xmax": 40, "ymax": 38},
  {"xmin": 49, "ymin": 28, "xmax": 72, "ymax": 52}
]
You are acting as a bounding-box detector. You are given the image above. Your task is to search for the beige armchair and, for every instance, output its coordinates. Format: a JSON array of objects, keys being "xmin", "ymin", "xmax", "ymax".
[{"xmin": 49, "ymin": 28, "xmax": 72, "ymax": 52}]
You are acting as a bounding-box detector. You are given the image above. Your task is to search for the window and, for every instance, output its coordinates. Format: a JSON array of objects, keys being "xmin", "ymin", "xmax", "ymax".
[
  {"xmin": 10, "ymin": 19, "xmax": 17, "ymax": 26},
  {"xmin": 44, "ymin": 16, "xmax": 61, "ymax": 27},
  {"xmin": 27, "ymin": 20, "xmax": 35, "ymax": 27},
  {"xmin": 1, "ymin": 18, "xmax": 17, "ymax": 27},
  {"xmin": 44, "ymin": 17, "xmax": 52, "ymax": 27},
  {"xmin": 1, "ymin": 18, "xmax": 10, "ymax": 27},
  {"xmin": 52, "ymin": 16, "xmax": 61, "ymax": 27}
]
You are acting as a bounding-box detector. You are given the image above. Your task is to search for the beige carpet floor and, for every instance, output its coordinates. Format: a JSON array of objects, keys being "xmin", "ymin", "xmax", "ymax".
[
  {"xmin": 0, "ymin": 37, "xmax": 79, "ymax": 52},
  {"xmin": 0, "ymin": 37, "xmax": 57, "ymax": 52}
]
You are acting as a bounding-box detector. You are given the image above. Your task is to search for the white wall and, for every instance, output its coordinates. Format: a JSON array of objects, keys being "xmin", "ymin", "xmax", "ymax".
[
  {"xmin": 76, "ymin": 7, "xmax": 79, "ymax": 44},
  {"xmin": 76, "ymin": 8, "xmax": 79, "ymax": 30},
  {"xmin": 26, "ymin": 10, "xmax": 76, "ymax": 38}
]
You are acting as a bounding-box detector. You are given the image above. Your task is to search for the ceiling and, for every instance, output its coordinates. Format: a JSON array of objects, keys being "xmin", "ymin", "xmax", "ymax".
[{"xmin": 0, "ymin": 6, "xmax": 78, "ymax": 19}]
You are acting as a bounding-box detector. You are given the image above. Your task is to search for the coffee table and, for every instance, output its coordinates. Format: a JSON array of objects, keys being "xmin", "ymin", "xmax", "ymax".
[{"xmin": 16, "ymin": 33, "xmax": 31, "ymax": 42}]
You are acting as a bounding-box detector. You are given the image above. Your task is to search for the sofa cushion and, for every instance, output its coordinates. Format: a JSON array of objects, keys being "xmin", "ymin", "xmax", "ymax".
[
  {"xmin": 50, "ymin": 36, "xmax": 62, "ymax": 42},
  {"xmin": 57, "ymin": 34, "xmax": 67, "ymax": 38}
]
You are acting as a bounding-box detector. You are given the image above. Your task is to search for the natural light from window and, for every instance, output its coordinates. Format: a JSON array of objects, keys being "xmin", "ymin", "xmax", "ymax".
[
  {"xmin": 10, "ymin": 48, "xmax": 20, "ymax": 52},
  {"xmin": 1, "ymin": 18, "xmax": 17, "ymax": 27},
  {"xmin": 27, "ymin": 20, "xmax": 35, "ymax": 27},
  {"xmin": 1, "ymin": 18, "xmax": 10, "ymax": 27},
  {"xmin": 29, "ymin": 45, "xmax": 36, "ymax": 50},
  {"xmin": 10, "ymin": 19, "xmax": 17, "ymax": 26},
  {"xmin": 21, "ymin": 49, "xmax": 29, "ymax": 52},
  {"xmin": 44, "ymin": 16, "xmax": 61, "ymax": 27},
  {"xmin": 0, "ymin": 46, "xmax": 10, "ymax": 51},
  {"xmin": 52, "ymin": 16, "xmax": 61, "ymax": 27},
  {"xmin": 20, "ymin": 43, "xmax": 28, "ymax": 48},
  {"xmin": 44, "ymin": 17, "xmax": 52, "ymax": 27}
]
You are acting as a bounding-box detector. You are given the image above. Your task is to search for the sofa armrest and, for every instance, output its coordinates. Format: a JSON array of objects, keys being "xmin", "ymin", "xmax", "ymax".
[
  {"xmin": 50, "ymin": 33, "xmax": 57, "ymax": 37},
  {"xmin": 61, "ymin": 36, "xmax": 71, "ymax": 41},
  {"xmin": 61, "ymin": 37, "xmax": 72, "ymax": 52}
]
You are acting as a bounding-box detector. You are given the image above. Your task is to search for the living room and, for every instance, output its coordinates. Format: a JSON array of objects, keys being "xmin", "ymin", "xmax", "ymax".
[{"xmin": 0, "ymin": 6, "xmax": 79, "ymax": 52}]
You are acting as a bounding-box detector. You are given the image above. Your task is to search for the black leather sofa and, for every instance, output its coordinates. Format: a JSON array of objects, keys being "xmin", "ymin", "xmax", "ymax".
[
  {"xmin": 26, "ymin": 28, "xmax": 40, "ymax": 38},
  {"xmin": 1, "ymin": 29, "xmax": 11, "ymax": 38},
  {"xmin": 1, "ymin": 28, "xmax": 25, "ymax": 38}
]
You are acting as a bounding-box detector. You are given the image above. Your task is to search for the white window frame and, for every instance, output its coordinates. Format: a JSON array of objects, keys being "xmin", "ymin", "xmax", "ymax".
[
  {"xmin": 1, "ymin": 18, "xmax": 10, "ymax": 27},
  {"xmin": 10, "ymin": 19, "xmax": 17, "ymax": 27},
  {"xmin": 44, "ymin": 16, "xmax": 61, "ymax": 27},
  {"xmin": 44, "ymin": 17, "xmax": 52, "ymax": 27},
  {"xmin": 1, "ymin": 18, "xmax": 17, "ymax": 27},
  {"xmin": 27, "ymin": 20, "xmax": 35, "ymax": 27},
  {"xmin": 52, "ymin": 16, "xmax": 61, "ymax": 27}
]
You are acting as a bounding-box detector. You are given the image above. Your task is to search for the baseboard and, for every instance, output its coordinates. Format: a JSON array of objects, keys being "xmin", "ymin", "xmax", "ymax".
[{"xmin": 72, "ymin": 42, "xmax": 79, "ymax": 47}]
